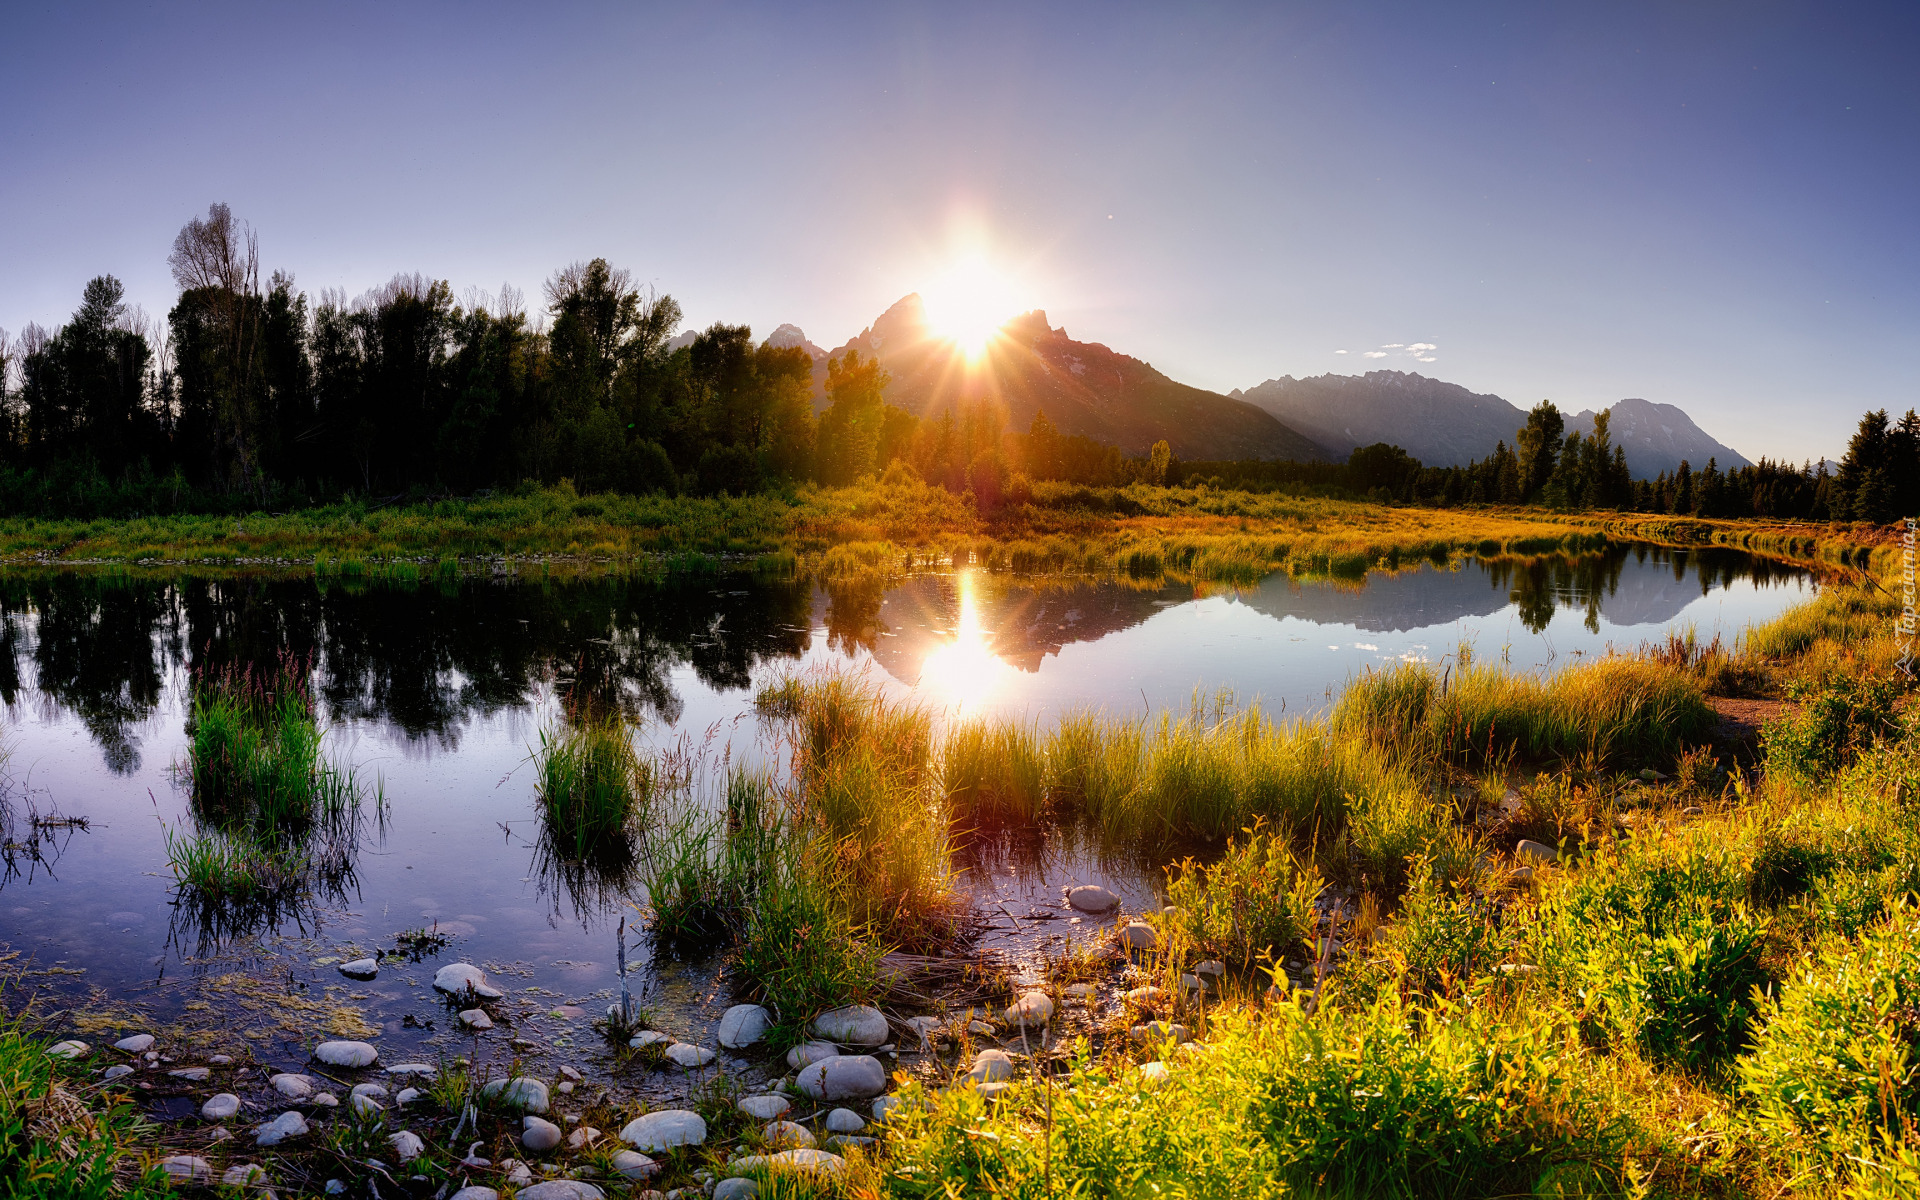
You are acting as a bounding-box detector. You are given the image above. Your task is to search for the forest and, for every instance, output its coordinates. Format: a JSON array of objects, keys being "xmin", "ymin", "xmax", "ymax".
[{"xmin": 0, "ymin": 204, "xmax": 1912, "ymax": 525}]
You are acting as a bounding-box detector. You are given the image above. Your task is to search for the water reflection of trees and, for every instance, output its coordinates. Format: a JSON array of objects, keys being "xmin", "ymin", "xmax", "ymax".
[
  {"xmin": 0, "ymin": 572, "xmax": 815, "ymax": 766},
  {"xmin": 1481, "ymin": 546, "xmax": 1808, "ymax": 635}
]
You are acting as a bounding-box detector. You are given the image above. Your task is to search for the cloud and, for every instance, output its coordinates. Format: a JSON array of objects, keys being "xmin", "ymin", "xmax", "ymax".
[
  {"xmin": 1333, "ymin": 349, "xmax": 1348, "ymax": 354},
  {"xmin": 1381, "ymin": 343, "xmax": 1404, "ymax": 349},
  {"xmin": 1363, "ymin": 350, "xmax": 1388, "ymax": 358},
  {"xmin": 1408, "ymin": 343, "xmax": 1436, "ymax": 353},
  {"xmin": 1417, "ymin": 356, "xmax": 1437, "ymax": 362}
]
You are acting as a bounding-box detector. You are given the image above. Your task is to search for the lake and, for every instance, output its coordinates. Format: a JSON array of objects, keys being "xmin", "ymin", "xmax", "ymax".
[{"xmin": 0, "ymin": 544, "xmax": 1814, "ymax": 1070}]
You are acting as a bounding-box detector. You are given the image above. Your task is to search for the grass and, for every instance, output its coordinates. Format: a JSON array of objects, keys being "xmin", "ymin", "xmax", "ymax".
[
  {"xmin": 533, "ymin": 710, "xmax": 656, "ymax": 863},
  {"xmin": 0, "ymin": 1016, "xmax": 167, "ymax": 1199}
]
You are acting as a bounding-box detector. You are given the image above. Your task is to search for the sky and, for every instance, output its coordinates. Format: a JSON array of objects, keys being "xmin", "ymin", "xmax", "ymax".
[{"xmin": 2, "ymin": 0, "xmax": 1915, "ymax": 464}]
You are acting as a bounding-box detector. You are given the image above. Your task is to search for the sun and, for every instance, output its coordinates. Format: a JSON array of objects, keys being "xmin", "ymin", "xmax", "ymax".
[{"xmin": 920, "ymin": 255, "xmax": 1022, "ymax": 358}]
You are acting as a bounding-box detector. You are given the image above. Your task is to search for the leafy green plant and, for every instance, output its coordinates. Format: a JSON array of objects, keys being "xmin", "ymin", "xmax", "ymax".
[
  {"xmin": 1159, "ymin": 823, "xmax": 1320, "ymax": 970},
  {"xmin": 1764, "ymin": 673, "xmax": 1907, "ymax": 783}
]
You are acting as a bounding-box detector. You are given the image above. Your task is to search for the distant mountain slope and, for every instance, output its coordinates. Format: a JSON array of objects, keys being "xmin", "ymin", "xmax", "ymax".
[
  {"xmin": 1235, "ymin": 369, "xmax": 1751, "ymax": 478},
  {"xmin": 1234, "ymin": 371, "xmax": 1526, "ymax": 468},
  {"xmin": 1566, "ymin": 397, "xmax": 1752, "ymax": 476},
  {"xmin": 764, "ymin": 323, "xmax": 828, "ymax": 360},
  {"xmin": 816, "ymin": 296, "xmax": 1330, "ymax": 462}
]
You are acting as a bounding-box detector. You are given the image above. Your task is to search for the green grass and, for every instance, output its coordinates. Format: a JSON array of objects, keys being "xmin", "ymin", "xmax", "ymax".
[
  {"xmin": 534, "ymin": 712, "xmax": 656, "ymax": 862},
  {"xmin": 0, "ymin": 1018, "xmax": 168, "ymax": 1199}
]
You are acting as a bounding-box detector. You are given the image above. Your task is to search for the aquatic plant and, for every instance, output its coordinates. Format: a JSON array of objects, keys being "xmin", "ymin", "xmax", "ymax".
[{"xmin": 533, "ymin": 711, "xmax": 655, "ymax": 863}]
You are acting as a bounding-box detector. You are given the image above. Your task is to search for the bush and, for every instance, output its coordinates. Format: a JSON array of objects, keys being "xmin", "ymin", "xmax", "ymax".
[
  {"xmin": 1764, "ymin": 673, "xmax": 1907, "ymax": 783},
  {"xmin": 1158, "ymin": 823, "xmax": 1320, "ymax": 969}
]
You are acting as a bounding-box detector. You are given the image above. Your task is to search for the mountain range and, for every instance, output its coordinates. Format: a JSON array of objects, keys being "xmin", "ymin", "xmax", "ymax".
[
  {"xmin": 757, "ymin": 303, "xmax": 1751, "ymax": 475},
  {"xmin": 1233, "ymin": 371, "xmax": 1750, "ymax": 478}
]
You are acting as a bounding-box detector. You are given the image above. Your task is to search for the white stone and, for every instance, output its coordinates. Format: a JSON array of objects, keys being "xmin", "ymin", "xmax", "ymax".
[
  {"xmin": 713, "ymin": 1180, "xmax": 758, "ymax": 1200},
  {"xmin": 1063, "ymin": 983, "xmax": 1098, "ymax": 1000},
  {"xmin": 351, "ymin": 1082, "xmax": 390, "ymax": 1101},
  {"xmin": 515, "ymin": 1183, "xmax": 605, "ymax": 1200},
  {"xmin": 1004, "ymin": 992, "xmax": 1054, "ymax": 1027},
  {"xmin": 352, "ymin": 1094, "xmax": 383, "ymax": 1117},
  {"xmin": 102, "ymin": 1064, "xmax": 134, "ymax": 1081},
  {"xmin": 619, "ymin": 1109, "xmax": 706, "ymax": 1152},
  {"xmin": 1130, "ymin": 1021, "xmax": 1191, "ymax": 1045},
  {"xmin": 501, "ymin": 1159, "xmax": 534, "ymax": 1187},
  {"xmin": 566, "ymin": 1126, "xmax": 600, "ymax": 1150},
  {"xmin": 221, "ymin": 1163, "xmax": 269, "ymax": 1189},
  {"xmin": 1515, "ymin": 839, "xmax": 1559, "ymax": 864},
  {"xmin": 558, "ymin": 1065, "xmax": 582, "ymax": 1081},
  {"xmin": 812, "ymin": 1005, "xmax": 889, "ymax": 1046},
  {"xmin": 1066, "ymin": 884, "xmax": 1119, "ymax": 913},
  {"xmin": 209, "ymin": 1055, "xmax": 232, "ymax": 1065},
  {"xmin": 627, "ymin": 1030, "xmax": 672, "ymax": 1049},
  {"xmin": 45, "ymin": 1040, "xmax": 88, "ymax": 1059},
  {"xmin": 339, "ymin": 958, "xmax": 380, "ymax": 980},
  {"xmin": 433, "ymin": 962, "xmax": 505, "ymax": 1000},
  {"xmin": 270, "ymin": 1073, "xmax": 313, "ymax": 1098},
  {"xmin": 1134, "ymin": 1061, "xmax": 1171, "ymax": 1089},
  {"xmin": 825, "ymin": 1107, "xmax": 864, "ymax": 1133},
  {"xmin": 796, "ymin": 1054, "xmax": 888, "ymax": 1101},
  {"xmin": 1123, "ymin": 986, "xmax": 1169, "ymax": 1007},
  {"xmin": 610, "ymin": 1149, "xmax": 656, "ymax": 1180},
  {"xmin": 521, "ymin": 1115, "xmax": 563, "ymax": 1152},
  {"xmin": 450, "ymin": 1189, "xmax": 500, "ymax": 1200},
  {"xmin": 310, "ymin": 1092, "xmax": 338, "ymax": 1108},
  {"xmin": 785, "ymin": 1041, "xmax": 840, "ymax": 1069},
  {"xmin": 967, "ymin": 1049, "xmax": 1014, "ymax": 1083},
  {"xmin": 871, "ymin": 1095, "xmax": 902, "ymax": 1121},
  {"xmin": 763, "ymin": 1119, "xmax": 816, "ymax": 1149},
  {"xmin": 828, "ymin": 1134, "xmax": 877, "ymax": 1149},
  {"xmin": 325, "ymin": 1182, "xmax": 346, "ymax": 1196},
  {"xmin": 1195, "ymin": 960, "xmax": 1226, "ymax": 977},
  {"xmin": 254, "ymin": 1110, "xmax": 309, "ymax": 1146},
  {"xmin": 113, "ymin": 1034, "xmax": 154, "ymax": 1053},
  {"xmin": 482, "ymin": 1076, "xmax": 550, "ymax": 1113},
  {"xmin": 1119, "ymin": 921, "xmax": 1158, "ymax": 949},
  {"xmin": 389, "ymin": 1130, "xmax": 425, "ymax": 1161},
  {"xmin": 200, "ymin": 1093, "xmax": 241, "ymax": 1121},
  {"xmin": 313, "ymin": 1040, "xmax": 377, "ymax": 1068},
  {"xmin": 161, "ymin": 1155, "xmax": 214, "ymax": 1183},
  {"xmin": 717, "ymin": 1003, "xmax": 773, "ymax": 1048},
  {"xmin": 459, "ymin": 1008, "xmax": 493, "ymax": 1030},
  {"xmin": 905, "ymin": 1015, "xmax": 945, "ymax": 1046},
  {"xmin": 170, "ymin": 1067, "xmax": 210, "ymax": 1081},
  {"xmin": 396, "ymin": 1087, "xmax": 420, "ymax": 1106},
  {"xmin": 737, "ymin": 1094, "xmax": 790, "ymax": 1120},
  {"xmin": 663, "ymin": 1042, "xmax": 715, "ymax": 1068},
  {"xmin": 724, "ymin": 1148, "xmax": 846, "ymax": 1177},
  {"xmin": 385, "ymin": 1062, "xmax": 438, "ymax": 1078}
]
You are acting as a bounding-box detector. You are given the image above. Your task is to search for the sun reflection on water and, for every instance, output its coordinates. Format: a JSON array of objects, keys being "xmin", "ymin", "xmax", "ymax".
[{"xmin": 915, "ymin": 571, "xmax": 1007, "ymax": 714}]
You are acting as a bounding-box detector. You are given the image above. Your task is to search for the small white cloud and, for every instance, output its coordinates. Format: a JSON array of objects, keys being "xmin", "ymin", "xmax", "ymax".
[
  {"xmin": 1363, "ymin": 350, "xmax": 1388, "ymax": 358},
  {"xmin": 1381, "ymin": 343, "xmax": 1404, "ymax": 349},
  {"xmin": 1417, "ymin": 356, "xmax": 1437, "ymax": 362},
  {"xmin": 1408, "ymin": 343, "xmax": 1436, "ymax": 352},
  {"xmin": 1334, "ymin": 349, "xmax": 1348, "ymax": 354}
]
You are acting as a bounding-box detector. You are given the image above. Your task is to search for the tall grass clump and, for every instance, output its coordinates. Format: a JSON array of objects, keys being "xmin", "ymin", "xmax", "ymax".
[
  {"xmin": 534, "ymin": 711, "xmax": 655, "ymax": 863},
  {"xmin": 940, "ymin": 716, "xmax": 1047, "ymax": 828},
  {"xmin": 1336, "ymin": 656, "xmax": 1717, "ymax": 768},
  {"xmin": 643, "ymin": 769, "xmax": 782, "ymax": 950}
]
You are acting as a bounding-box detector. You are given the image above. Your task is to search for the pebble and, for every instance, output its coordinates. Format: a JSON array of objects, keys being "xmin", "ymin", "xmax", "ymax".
[
  {"xmin": 610, "ymin": 1149, "xmax": 656, "ymax": 1180},
  {"xmin": 567, "ymin": 1126, "xmax": 600, "ymax": 1150},
  {"xmin": 1510, "ymin": 866, "xmax": 1535, "ymax": 884},
  {"xmin": 1196, "ymin": 960, "xmax": 1226, "ymax": 977},
  {"xmin": 717, "ymin": 1003, "xmax": 773, "ymax": 1049},
  {"xmin": 1135, "ymin": 1061, "xmax": 1172, "ymax": 1089},
  {"xmin": 113, "ymin": 1034, "xmax": 154, "ymax": 1053},
  {"xmin": 160, "ymin": 1155, "xmax": 213, "ymax": 1183},
  {"xmin": 713, "ymin": 1180, "xmax": 758, "ymax": 1200},
  {"xmin": 482, "ymin": 1076, "xmax": 550, "ymax": 1114},
  {"xmin": 170, "ymin": 1067, "xmax": 211, "ymax": 1081},
  {"xmin": 968, "ymin": 1049, "xmax": 1014, "ymax": 1083},
  {"xmin": 351, "ymin": 1082, "xmax": 390, "ymax": 1101},
  {"xmin": 557, "ymin": 1081, "xmax": 574, "ymax": 1094},
  {"xmin": 967, "ymin": 1020, "xmax": 995, "ymax": 1036},
  {"xmin": 396, "ymin": 1087, "xmax": 421, "ymax": 1106},
  {"xmin": 254, "ymin": 1110, "xmax": 308, "ymax": 1146},
  {"xmin": 827, "ymin": 1134, "xmax": 876, "ymax": 1149},
  {"xmin": 724, "ymin": 1148, "xmax": 846, "ymax": 1177},
  {"xmin": 1004, "ymin": 992, "xmax": 1055, "ymax": 1027},
  {"xmin": 46, "ymin": 1040, "xmax": 89, "ymax": 1059},
  {"xmin": 812, "ymin": 1005, "xmax": 889, "ymax": 1047},
  {"xmin": 311, "ymin": 1092, "xmax": 339, "ymax": 1108},
  {"xmin": 339, "ymin": 958, "xmax": 380, "ymax": 980},
  {"xmin": 200, "ymin": 1093, "xmax": 241, "ymax": 1121},
  {"xmin": 737, "ymin": 1094, "xmax": 791, "ymax": 1120},
  {"xmin": 102, "ymin": 1064, "xmax": 134, "ymax": 1081},
  {"xmin": 796, "ymin": 1054, "xmax": 888, "ymax": 1101},
  {"xmin": 326, "ymin": 1183, "xmax": 346, "ymax": 1196},
  {"xmin": 502, "ymin": 1159, "xmax": 535, "ymax": 1187},
  {"xmin": 825, "ymin": 1107, "xmax": 865, "ymax": 1133},
  {"xmin": 871, "ymin": 1095, "xmax": 902, "ymax": 1121},
  {"xmin": 209, "ymin": 1055, "xmax": 232, "ymax": 1065},
  {"xmin": 763, "ymin": 1119, "xmax": 816, "ymax": 1149},
  {"xmin": 386, "ymin": 1063, "xmax": 438, "ymax": 1078},
  {"xmin": 1682, "ymin": 806, "xmax": 1703, "ymax": 816},
  {"xmin": 628, "ymin": 1031, "xmax": 673, "ymax": 1049},
  {"xmin": 522, "ymin": 1116, "xmax": 563, "ymax": 1152},
  {"xmin": 1131, "ymin": 1022, "xmax": 1192, "ymax": 1045},
  {"xmin": 1063, "ymin": 983, "xmax": 1098, "ymax": 1000},
  {"xmin": 434, "ymin": 962, "xmax": 505, "ymax": 999},
  {"xmin": 313, "ymin": 1040, "xmax": 377, "ymax": 1068},
  {"xmin": 1119, "ymin": 921, "xmax": 1158, "ymax": 949},
  {"xmin": 1515, "ymin": 839, "xmax": 1559, "ymax": 864},
  {"xmin": 664, "ymin": 1042, "xmax": 715, "ymax": 1069},
  {"xmin": 459, "ymin": 1008, "xmax": 494, "ymax": 1030},
  {"xmin": 352, "ymin": 1094, "xmax": 384, "ymax": 1117},
  {"xmin": 975, "ymin": 1080, "xmax": 1011, "ymax": 1101},
  {"xmin": 515, "ymin": 1183, "xmax": 606, "ymax": 1200},
  {"xmin": 450, "ymin": 1189, "xmax": 500, "ymax": 1200},
  {"xmin": 221, "ymin": 1163, "xmax": 269, "ymax": 1189},
  {"xmin": 558, "ymin": 1065, "xmax": 582, "ymax": 1081},
  {"xmin": 905, "ymin": 1015, "xmax": 945, "ymax": 1046},
  {"xmin": 785, "ymin": 1041, "xmax": 841, "ymax": 1070},
  {"xmin": 1066, "ymin": 884, "xmax": 1119, "ymax": 913},
  {"xmin": 209, "ymin": 1128, "xmax": 234, "ymax": 1143},
  {"xmin": 619, "ymin": 1109, "xmax": 706, "ymax": 1152},
  {"xmin": 1181, "ymin": 973, "xmax": 1208, "ymax": 992},
  {"xmin": 390, "ymin": 1130, "xmax": 425, "ymax": 1161}
]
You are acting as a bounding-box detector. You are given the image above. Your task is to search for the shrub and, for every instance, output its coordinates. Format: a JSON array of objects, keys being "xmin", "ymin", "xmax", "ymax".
[
  {"xmin": 1764, "ymin": 673, "xmax": 1907, "ymax": 783},
  {"xmin": 1159, "ymin": 824, "xmax": 1320, "ymax": 970},
  {"xmin": 1380, "ymin": 861, "xmax": 1507, "ymax": 999}
]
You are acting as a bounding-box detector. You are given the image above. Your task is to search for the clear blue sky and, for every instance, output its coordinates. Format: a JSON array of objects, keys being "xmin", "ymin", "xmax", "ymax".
[{"xmin": 3, "ymin": 1, "xmax": 1914, "ymax": 464}]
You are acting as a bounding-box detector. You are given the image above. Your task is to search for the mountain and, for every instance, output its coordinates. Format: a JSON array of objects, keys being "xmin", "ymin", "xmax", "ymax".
[
  {"xmin": 1566, "ymin": 398, "xmax": 1752, "ymax": 477},
  {"xmin": 763, "ymin": 323, "xmax": 828, "ymax": 360},
  {"xmin": 815, "ymin": 296, "xmax": 1331, "ymax": 462},
  {"xmin": 1235, "ymin": 369, "xmax": 1751, "ymax": 479},
  {"xmin": 1234, "ymin": 372, "xmax": 1525, "ymax": 468}
]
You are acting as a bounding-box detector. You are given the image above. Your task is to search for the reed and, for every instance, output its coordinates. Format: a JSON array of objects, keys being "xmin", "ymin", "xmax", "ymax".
[
  {"xmin": 939, "ymin": 716, "xmax": 1047, "ymax": 827},
  {"xmin": 533, "ymin": 712, "xmax": 655, "ymax": 862}
]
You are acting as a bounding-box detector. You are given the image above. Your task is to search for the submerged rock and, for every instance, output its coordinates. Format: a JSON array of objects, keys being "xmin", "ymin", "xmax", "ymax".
[
  {"xmin": 313, "ymin": 1040, "xmax": 377, "ymax": 1068},
  {"xmin": 717, "ymin": 1003, "xmax": 772, "ymax": 1048},
  {"xmin": 458, "ymin": 1008, "xmax": 493, "ymax": 1030},
  {"xmin": 797, "ymin": 1054, "xmax": 888, "ymax": 1101},
  {"xmin": 433, "ymin": 962, "xmax": 505, "ymax": 1000},
  {"xmin": 619, "ymin": 1109, "xmax": 706, "ymax": 1152},
  {"xmin": 812, "ymin": 1005, "xmax": 889, "ymax": 1046}
]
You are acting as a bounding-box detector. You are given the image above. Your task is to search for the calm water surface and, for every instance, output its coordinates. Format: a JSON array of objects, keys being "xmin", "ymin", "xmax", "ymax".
[{"xmin": 0, "ymin": 546, "xmax": 1814, "ymax": 1060}]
